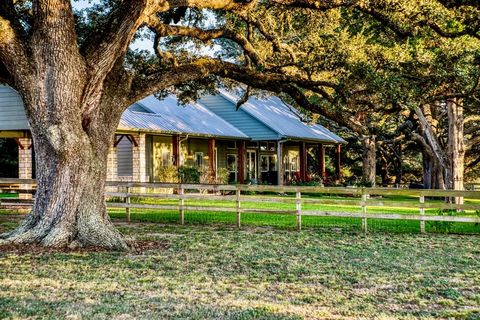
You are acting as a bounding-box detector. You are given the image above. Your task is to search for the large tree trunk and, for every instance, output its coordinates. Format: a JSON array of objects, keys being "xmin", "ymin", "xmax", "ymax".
[
  {"xmin": 2, "ymin": 96, "xmax": 127, "ymax": 249},
  {"xmin": 0, "ymin": 4, "xmax": 128, "ymax": 248},
  {"xmin": 422, "ymin": 151, "xmax": 433, "ymax": 189},
  {"xmin": 362, "ymin": 135, "xmax": 376, "ymax": 186}
]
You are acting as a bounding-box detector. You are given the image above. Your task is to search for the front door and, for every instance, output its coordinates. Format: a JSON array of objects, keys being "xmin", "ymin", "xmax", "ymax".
[{"xmin": 246, "ymin": 150, "xmax": 257, "ymax": 182}]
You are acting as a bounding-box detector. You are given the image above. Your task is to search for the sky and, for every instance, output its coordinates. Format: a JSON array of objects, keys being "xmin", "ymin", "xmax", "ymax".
[{"xmin": 73, "ymin": 0, "xmax": 152, "ymax": 51}]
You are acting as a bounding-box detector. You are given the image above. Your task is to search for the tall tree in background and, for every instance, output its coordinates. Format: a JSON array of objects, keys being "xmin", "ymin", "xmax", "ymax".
[{"xmin": 0, "ymin": 0, "xmax": 479, "ymax": 249}]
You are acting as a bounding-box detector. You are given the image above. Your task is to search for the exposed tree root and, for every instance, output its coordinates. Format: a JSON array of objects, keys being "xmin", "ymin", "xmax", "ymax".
[{"xmin": 1, "ymin": 213, "xmax": 129, "ymax": 251}]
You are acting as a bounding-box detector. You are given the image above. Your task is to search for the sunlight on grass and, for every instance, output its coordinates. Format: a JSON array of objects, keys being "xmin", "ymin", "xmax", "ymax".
[{"xmin": 0, "ymin": 217, "xmax": 479, "ymax": 319}]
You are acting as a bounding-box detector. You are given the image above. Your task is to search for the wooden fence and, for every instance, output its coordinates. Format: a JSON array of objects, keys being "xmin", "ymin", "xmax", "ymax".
[{"xmin": 1, "ymin": 178, "xmax": 480, "ymax": 233}]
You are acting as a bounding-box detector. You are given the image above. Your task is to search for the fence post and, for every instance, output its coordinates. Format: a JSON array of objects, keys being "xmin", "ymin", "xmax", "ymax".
[
  {"xmin": 179, "ymin": 186, "xmax": 185, "ymax": 225},
  {"xmin": 126, "ymin": 186, "xmax": 131, "ymax": 222},
  {"xmin": 420, "ymin": 195, "xmax": 425, "ymax": 234},
  {"xmin": 361, "ymin": 192, "xmax": 367, "ymax": 233},
  {"xmin": 236, "ymin": 188, "xmax": 241, "ymax": 228},
  {"xmin": 296, "ymin": 191, "xmax": 302, "ymax": 231}
]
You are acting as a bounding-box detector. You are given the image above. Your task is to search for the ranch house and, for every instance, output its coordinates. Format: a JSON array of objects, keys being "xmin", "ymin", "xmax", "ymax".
[{"xmin": 0, "ymin": 85, "xmax": 346, "ymax": 185}]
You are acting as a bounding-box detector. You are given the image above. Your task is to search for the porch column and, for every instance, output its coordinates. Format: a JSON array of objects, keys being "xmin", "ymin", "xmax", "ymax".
[
  {"xmin": 335, "ymin": 144, "xmax": 341, "ymax": 179},
  {"xmin": 238, "ymin": 141, "xmax": 245, "ymax": 184},
  {"xmin": 208, "ymin": 138, "xmax": 216, "ymax": 183},
  {"xmin": 277, "ymin": 141, "xmax": 284, "ymax": 185},
  {"xmin": 106, "ymin": 143, "xmax": 118, "ymax": 181},
  {"xmin": 132, "ymin": 133, "xmax": 147, "ymax": 183},
  {"xmin": 299, "ymin": 142, "xmax": 307, "ymax": 182},
  {"xmin": 172, "ymin": 135, "xmax": 180, "ymax": 167},
  {"xmin": 106, "ymin": 142, "xmax": 118, "ymax": 193},
  {"xmin": 318, "ymin": 144, "xmax": 325, "ymax": 180},
  {"xmin": 17, "ymin": 137, "xmax": 33, "ymax": 200}
]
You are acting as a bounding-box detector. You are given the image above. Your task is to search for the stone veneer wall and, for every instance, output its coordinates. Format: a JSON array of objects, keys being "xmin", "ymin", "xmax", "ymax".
[
  {"xmin": 106, "ymin": 133, "xmax": 149, "ymax": 194},
  {"xmin": 18, "ymin": 138, "xmax": 33, "ymax": 199}
]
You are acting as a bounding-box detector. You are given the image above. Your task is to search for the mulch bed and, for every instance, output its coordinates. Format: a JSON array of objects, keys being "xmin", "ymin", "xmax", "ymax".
[{"xmin": 0, "ymin": 240, "xmax": 168, "ymax": 255}]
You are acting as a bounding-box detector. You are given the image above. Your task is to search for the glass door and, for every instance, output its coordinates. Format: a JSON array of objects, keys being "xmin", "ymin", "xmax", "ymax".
[{"xmin": 246, "ymin": 150, "xmax": 257, "ymax": 182}]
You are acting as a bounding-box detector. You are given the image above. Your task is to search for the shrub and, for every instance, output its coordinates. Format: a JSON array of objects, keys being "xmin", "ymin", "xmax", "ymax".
[
  {"xmin": 156, "ymin": 165, "xmax": 179, "ymax": 183},
  {"xmin": 178, "ymin": 166, "xmax": 200, "ymax": 184},
  {"xmin": 216, "ymin": 168, "xmax": 230, "ymax": 185}
]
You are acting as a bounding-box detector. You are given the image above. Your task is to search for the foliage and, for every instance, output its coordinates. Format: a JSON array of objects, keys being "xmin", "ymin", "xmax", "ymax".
[
  {"xmin": 215, "ymin": 167, "xmax": 230, "ymax": 185},
  {"xmin": 155, "ymin": 165, "xmax": 179, "ymax": 183},
  {"xmin": 178, "ymin": 166, "xmax": 200, "ymax": 184}
]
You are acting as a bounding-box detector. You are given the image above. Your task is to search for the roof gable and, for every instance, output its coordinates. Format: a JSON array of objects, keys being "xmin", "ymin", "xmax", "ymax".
[
  {"xmin": 218, "ymin": 90, "xmax": 346, "ymax": 144},
  {"xmin": 198, "ymin": 94, "xmax": 280, "ymax": 141},
  {"xmin": 119, "ymin": 95, "xmax": 249, "ymax": 139}
]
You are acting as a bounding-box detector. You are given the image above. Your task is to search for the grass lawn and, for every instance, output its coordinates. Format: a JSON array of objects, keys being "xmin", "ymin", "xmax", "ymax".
[
  {"xmin": 0, "ymin": 215, "xmax": 479, "ymax": 319},
  {"xmin": 105, "ymin": 193, "xmax": 480, "ymax": 235}
]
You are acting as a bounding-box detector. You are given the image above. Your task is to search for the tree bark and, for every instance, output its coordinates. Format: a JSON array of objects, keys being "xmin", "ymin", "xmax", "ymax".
[
  {"xmin": 447, "ymin": 99, "xmax": 464, "ymax": 203},
  {"xmin": 422, "ymin": 151, "xmax": 433, "ymax": 189},
  {"xmin": 2, "ymin": 92, "xmax": 127, "ymax": 249},
  {"xmin": 362, "ymin": 135, "xmax": 376, "ymax": 186}
]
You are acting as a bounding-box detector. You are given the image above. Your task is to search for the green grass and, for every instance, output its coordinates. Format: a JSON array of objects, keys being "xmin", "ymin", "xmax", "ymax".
[
  {"xmin": 0, "ymin": 192, "xmax": 18, "ymax": 198},
  {"xmin": 105, "ymin": 193, "xmax": 480, "ymax": 235},
  {"xmin": 0, "ymin": 216, "xmax": 479, "ymax": 319},
  {"xmin": 2, "ymin": 192, "xmax": 480, "ymax": 234}
]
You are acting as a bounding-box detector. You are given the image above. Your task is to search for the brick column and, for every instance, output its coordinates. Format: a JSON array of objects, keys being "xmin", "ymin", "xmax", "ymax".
[
  {"xmin": 105, "ymin": 144, "xmax": 118, "ymax": 193},
  {"xmin": 106, "ymin": 144, "xmax": 118, "ymax": 182},
  {"xmin": 17, "ymin": 138, "xmax": 33, "ymax": 200}
]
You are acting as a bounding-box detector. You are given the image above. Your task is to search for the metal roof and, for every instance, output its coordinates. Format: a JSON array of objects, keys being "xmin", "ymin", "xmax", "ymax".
[
  {"xmin": 119, "ymin": 95, "xmax": 249, "ymax": 139},
  {"xmin": 218, "ymin": 90, "xmax": 347, "ymax": 144}
]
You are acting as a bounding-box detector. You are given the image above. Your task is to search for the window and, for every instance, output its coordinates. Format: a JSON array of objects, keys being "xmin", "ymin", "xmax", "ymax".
[
  {"xmin": 261, "ymin": 155, "xmax": 269, "ymax": 172},
  {"xmin": 162, "ymin": 151, "xmax": 171, "ymax": 167},
  {"xmin": 269, "ymin": 155, "xmax": 277, "ymax": 171},
  {"xmin": 261, "ymin": 155, "xmax": 278, "ymax": 172},
  {"xmin": 195, "ymin": 152, "xmax": 204, "ymax": 167},
  {"xmin": 117, "ymin": 137, "xmax": 133, "ymax": 176},
  {"xmin": 227, "ymin": 154, "xmax": 237, "ymax": 182},
  {"xmin": 260, "ymin": 142, "xmax": 268, "ymax": 151}
]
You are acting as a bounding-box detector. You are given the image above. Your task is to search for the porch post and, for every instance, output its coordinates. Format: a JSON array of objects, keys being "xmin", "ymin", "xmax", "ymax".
[
  {"xmin": 172, "ymin": 135, "xmax": 180, "ymax": 167},
  {"xmin": 335, "ymin": 144, "xmax": 341, "ymax": 179},
  {"xmin": 238, "ymin": 141, "xmax": 245, "ymax": 184},
  {"xmin": 132, "ymin": 133, "xmax": 147, "ymax": 183},
  {"xmin": 318, "ymin": 144, "xmax": 325, "ymax": 180},
  {"xmin": 17, "ymin": 137, "xmax": 33, "ymax": 200},
  {"xmin": 299, "ymin": 142, "xmax": 307, "ymax": 182},
  {"xmin": 277, "ymin": 141, "xmax": 284, "ymax": 185},
  {"xmin": 208, "ymin": 138, "xmax": 216, "ymax": 183}
]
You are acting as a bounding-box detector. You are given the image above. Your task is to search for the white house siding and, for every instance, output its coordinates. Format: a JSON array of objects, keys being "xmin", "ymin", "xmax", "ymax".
[{"xmin": 0, "ymin": 86, "xmax": 29, "ymax": 131}]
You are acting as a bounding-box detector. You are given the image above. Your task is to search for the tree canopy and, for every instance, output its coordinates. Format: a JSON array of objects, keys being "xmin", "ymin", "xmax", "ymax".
[{"xmin": 1, "ymin": 0, "xmax": 480, "ymax": 248}]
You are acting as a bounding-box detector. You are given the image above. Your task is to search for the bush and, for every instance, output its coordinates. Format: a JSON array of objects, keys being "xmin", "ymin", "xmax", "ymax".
[
  {"xmin": 178, "ymin": 166, "xmax": 200, "ymax": 184},
  {"xmin": 156, "ymin": 165, "xmax": 179, "ymax": 183},
  {"xmin": 216, "ymin": 168, "xmax": 230, "ymax": 185}
]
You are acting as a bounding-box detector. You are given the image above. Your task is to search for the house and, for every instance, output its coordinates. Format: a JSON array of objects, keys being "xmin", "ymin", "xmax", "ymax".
[{"xmin": 0, "ymin": 85, "xmax": 346, "ymax": 185}]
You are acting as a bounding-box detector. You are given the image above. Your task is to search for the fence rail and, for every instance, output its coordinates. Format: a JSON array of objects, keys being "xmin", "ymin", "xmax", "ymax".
[{"xmin": 1, "ymin": 179, "xmax": 480, "ymax": 233}]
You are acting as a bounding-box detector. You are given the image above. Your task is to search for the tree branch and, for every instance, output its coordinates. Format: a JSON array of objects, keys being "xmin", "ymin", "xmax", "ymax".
[{"xmin": 146, "ymin": 16, "xmax": 264, "ymax": 65}]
